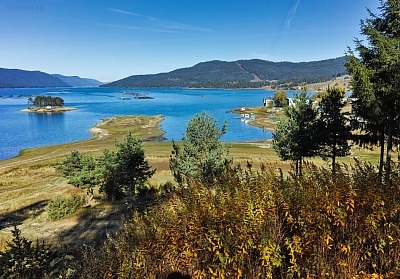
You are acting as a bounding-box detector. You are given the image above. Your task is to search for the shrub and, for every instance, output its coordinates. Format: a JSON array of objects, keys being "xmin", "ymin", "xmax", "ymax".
[
  {"xmin": 0, "ymin": 226, "xmax": 77, "ymax": 279},
  {"xmin": 77, "ymin": 162, "xmax": 400, "ymax": 278},
  {"xmin": 47, "ymin": 194, "xmax": 84, "ymax": 220}
]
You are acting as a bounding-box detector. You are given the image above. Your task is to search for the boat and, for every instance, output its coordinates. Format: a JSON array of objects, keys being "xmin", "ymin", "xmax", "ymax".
[{"xmin": 240, "ymin": 113, "xmax": 255, "ymax": 122}]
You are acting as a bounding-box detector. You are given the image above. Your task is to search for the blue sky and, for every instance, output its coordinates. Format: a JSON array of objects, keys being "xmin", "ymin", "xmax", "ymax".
[{"xmin": 1, "ymin": 0, "xmax": 379, "ymax": 82}]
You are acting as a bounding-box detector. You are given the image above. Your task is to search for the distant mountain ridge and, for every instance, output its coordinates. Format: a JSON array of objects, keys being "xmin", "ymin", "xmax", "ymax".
[
  {"xmin": 0, "ymin": 68, "xmax": 70, "ymax": 88},
  {"xmin": 102, "ymin": 57, "xmax": 347, "ymax": 89},
  {"xmin": 0, "ymin": 68, "xmax": 103, "ymax": 88},
  {"xmin": 52, "ymin": 74, "xmax": 103, "ymax": 87}
]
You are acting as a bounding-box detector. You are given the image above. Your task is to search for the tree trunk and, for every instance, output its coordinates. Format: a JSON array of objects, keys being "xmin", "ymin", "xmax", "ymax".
[
  {"xmin": 385, "ymin": 116, "xmax": 393, "ymax": 183},
  {"xmin": 85, "ymin": 189, "xmax": 94, "ymax": 207},
  {"xmin": 332, "ymin": 137, "xmax": 337, "ymax": 174},
  {"xmin": 299, "ymin": 157, "xmax": 303, "ymax": 176},
  {"xmin": 379, "ymin": 126, "xmax": 385, "ymax": 178}
]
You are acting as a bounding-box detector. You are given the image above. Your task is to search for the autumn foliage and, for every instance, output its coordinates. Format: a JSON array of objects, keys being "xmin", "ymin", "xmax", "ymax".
[{"xmin": 77, "ymin": 161, "xmax": 400, "ymax": 278}]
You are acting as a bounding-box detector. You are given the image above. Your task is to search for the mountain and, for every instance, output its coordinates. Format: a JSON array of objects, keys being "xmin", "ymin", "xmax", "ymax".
[
  {"xmin": 0, "ymin": 68, "xmax": 70, "ymax": 88},
  {"xmin": 102, "ymin": 57, "xmax": 347, "ymax": 89},
  {"xmin": 52, "ymin": 74, "xmax": 103, "ymax": 87}
]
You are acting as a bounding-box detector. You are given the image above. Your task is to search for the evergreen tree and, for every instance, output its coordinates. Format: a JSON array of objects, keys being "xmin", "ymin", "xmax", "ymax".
[
  {"xmin": 317, "ymin": 86, "xmax": 351, "ymax": 173},
  {"xmin": 57, "ymin": 150, "xmax": 100, "ymax": 188},
  {"xmin": 273, "ymin": 92, "xmax": 319, "ymax": 175},
  {"xmin": 346, "ymin": 0, "xmax": 400, "ymax": 181},
  {"xmin": 58, "ymin": 133, "xmax": 155, "ymax": 202},
  {"xmin": 99, "ymin": 133, "xmax": 155, "ymax": 200},
  {"xmin": 272, "ymin": 92, "xmax": 318, "ymax": 175},
  {"xmin": 169, "ymin": 112, "xmax": 230, "ymax": 187},
  {"xmin": 97, "ymin": 148, "xmax": 119, "ymax": 200},
  {"xmin": 57, "ymin": 150, "xmax": 101, "ymax": 206}
]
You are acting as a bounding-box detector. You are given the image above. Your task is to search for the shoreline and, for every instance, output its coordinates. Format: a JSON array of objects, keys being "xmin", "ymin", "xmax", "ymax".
[
  {"xmin": 21, "ymin": 106, "xmax": 77, "ymax": 113},
  {"xmin": 0, "ymin": 113, "xmax": 271, "ymax": 165},
  {"xmin": 0, "ymin": 115, "xmax": 166, "ymax": 163}
]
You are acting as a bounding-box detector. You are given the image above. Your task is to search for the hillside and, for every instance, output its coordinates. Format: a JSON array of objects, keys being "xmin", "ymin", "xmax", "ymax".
[
  {"xmin": 102, "ymin": 57, "xmax": 347, "ymax": 89},
  {"xmin": 52, "ymin": 74, "xmax": 103, "ymax": 87},
  {"xmin": 0, "ymin": 68, "xmax": 70, "ymax": 88}
]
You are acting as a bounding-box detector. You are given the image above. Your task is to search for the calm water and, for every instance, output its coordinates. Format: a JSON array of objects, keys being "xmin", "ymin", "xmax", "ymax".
[{"xmin": 0, "ymin": 87, "xmax": 294, "ymax": 161}]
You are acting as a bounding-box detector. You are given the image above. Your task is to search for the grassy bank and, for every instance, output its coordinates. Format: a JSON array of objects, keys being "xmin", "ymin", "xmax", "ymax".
[{"xmin": 0, "ymin": 115, "xmax": 167, "ymax": 248}]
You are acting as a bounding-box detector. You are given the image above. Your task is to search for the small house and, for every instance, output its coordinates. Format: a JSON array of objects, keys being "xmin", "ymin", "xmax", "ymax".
[{"xmin": 263, "ymin": 98, "xmax": 274, "ymax": 108}]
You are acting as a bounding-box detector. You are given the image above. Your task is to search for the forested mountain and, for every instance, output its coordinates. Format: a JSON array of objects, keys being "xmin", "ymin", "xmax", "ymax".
[
  {"xmin": 52, "ymin": 74, "xmax": 103, "ymax": 87},
  {"xmin": 102, "ymin": 57, "xmax": 347, "ymax": 88},
  {"xmin": 0, "ymin": 68, "xmax": 103, "ymax": 88},
  {"xmin": 0, "ymin": 68, "xmax": 70, "ymax": 88}
]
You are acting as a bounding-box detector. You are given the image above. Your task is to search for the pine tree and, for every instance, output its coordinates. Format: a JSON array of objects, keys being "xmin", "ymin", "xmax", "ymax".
[
  {"xmin": 169, "ymin": 112, "xmax": 230, "ymax": 187},
  {"xmin": 317, "ymin": 86, "xmax": 351, "ymax": 173},
  {"xmin": 99, "ymin": 133, "xmax": 155, "ymax": 200},
  {"xmin": 346, "ymin": 0, "xmax": 400, "ymax": 181},
  {"xmin": 273, "ymin": 92, "xmax": 319, "ymax": 176}
]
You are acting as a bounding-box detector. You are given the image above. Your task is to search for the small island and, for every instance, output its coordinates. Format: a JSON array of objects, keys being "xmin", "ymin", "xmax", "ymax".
[{"xmin": 21, "ymin": 95, "xmax": 77, "ymax": 113}]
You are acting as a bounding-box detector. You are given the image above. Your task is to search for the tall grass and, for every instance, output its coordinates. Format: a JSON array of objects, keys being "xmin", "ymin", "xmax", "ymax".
[{"xmin": 75, "ymin": 161, "xmax": 400, "ymax": 278}]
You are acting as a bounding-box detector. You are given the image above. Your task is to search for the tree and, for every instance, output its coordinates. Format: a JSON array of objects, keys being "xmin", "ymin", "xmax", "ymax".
[
  {"xmin": 169, "ymin": 112, "xmax": 230, "ymax": 187},
  {"xmin": 273, "ymin": 92, "xmax": 319, "ymax": 175},
  {"xmin": 311, "ymin": 91, "xmax": 329, "ymax": 102},
  {"xmin": 33, "ymin": 95, "xmax": 64, "ymax": 107},
  {"xmin": 27, "ymin": 97, "xmax": 33, "ymax": 106},
  {"xmin": 97, "ymin": 148, "xmax": 119, "ymax": 200},
  {"xmin": 98, "ymin": 133, "xmax": 155, "ymax": 200},
  {"xmin": 57, "ymin": 150, "xmax": 100, "ymax": 206},
  {"xmin": 346, "ymin": 0, "xmax": 400, "ymax": 182},
  {"xmin": 273, "ymin": 91, "xmax": 288, "ymax": 107},
  {"xmin": 58, "ymin": 133, "xmax": 155, "ymax": 202},
  {"xmin": 317, "ymin": 86, "xmax": 351, "ymax": 173}
]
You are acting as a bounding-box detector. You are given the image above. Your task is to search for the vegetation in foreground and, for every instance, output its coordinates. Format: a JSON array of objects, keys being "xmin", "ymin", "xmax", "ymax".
[
  {"xmin": 2, "ymin": 160, "xmax": 400, "ymax": 278},
  {"xmin": 76, "ymin": 162, "xmax": 400, "ymax": 278}
]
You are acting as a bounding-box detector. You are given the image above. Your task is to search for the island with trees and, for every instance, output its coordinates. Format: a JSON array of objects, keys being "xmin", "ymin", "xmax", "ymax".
[{"xmin": 21, "ymin": 95, "xmax": 77, "ymax": 113}]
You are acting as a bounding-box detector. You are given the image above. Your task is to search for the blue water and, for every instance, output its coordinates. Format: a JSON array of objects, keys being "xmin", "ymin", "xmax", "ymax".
[{"xmin": 0, "ymin": 87, "xmax": 295, "ymax": 161}]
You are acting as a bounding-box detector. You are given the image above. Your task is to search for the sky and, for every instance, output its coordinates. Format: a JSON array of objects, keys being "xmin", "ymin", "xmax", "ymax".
[{"xmin": 0, "ymin": 0, "xmax": 380, "ymax": 82}]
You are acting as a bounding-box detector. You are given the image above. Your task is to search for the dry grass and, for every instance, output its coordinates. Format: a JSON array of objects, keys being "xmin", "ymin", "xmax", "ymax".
[
  {"xmin": 0, "ymin": 115, "xmax": 165, "ymax": 249},
  {"xmin": 302, "ymin": 75, "xmax": 352, "ymax": 92}
]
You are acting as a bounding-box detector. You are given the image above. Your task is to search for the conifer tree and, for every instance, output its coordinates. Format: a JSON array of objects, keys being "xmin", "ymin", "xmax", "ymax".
[
  {"xmin": 169, "ymin": 112, "xmax": 230, "ymax": 187},
  {"xmin": 346, "ymin": 0, "xmax": 400, "ymax": 181},
  {"xmin": 57, "ymin": 151, "xmax": 100, "ymax": 189},
  {"xmin": 317, "ymin": 86, "xmax": 351, "ymax": 173},
  {"xmin": 273, "ymin": 92, "xmax": 319, "ymax": 176},
  {"xmin": 99, "ymin": 133, "xmax": 155, "ymax": 200}
]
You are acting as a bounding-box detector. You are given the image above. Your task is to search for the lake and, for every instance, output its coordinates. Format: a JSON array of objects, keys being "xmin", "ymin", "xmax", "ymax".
[{"xmin": 0, "ymin": 87, "xmax": 295, "ymax": 161}]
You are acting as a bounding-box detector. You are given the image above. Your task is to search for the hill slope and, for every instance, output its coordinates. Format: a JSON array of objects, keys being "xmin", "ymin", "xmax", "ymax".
[
  {"xmin": 52, "ymin": 74, "xmax": 103, "ymax": 87},
  {"xmin": 0, "ymin": 68, "xmax": 70, "ymax": 88},
  {"xmin": 102, "ymin": 57, "xmax": 347, "ymax": 88}
]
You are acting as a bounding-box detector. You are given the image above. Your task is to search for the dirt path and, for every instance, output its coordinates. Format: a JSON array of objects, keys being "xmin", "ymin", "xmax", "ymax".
[
  {"xmin": 235, "ymin": 62, "xmax": 262, "ymax": 82},
  {"xmin": 0, "ymin": 148, "xmax": 65, "ymax": 171}
]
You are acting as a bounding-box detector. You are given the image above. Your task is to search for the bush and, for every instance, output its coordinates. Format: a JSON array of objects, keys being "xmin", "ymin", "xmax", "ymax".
[
  {"xmin": 77, "ymin": 162, "xmax": 400, "ymax": 278},
  {"xmin": 0, "ymin": 226, "xmax": 77, "ymax": 279},
  {"xmin": 47, "ymin": 194, "xmax": 84, "ymax": 220}
]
